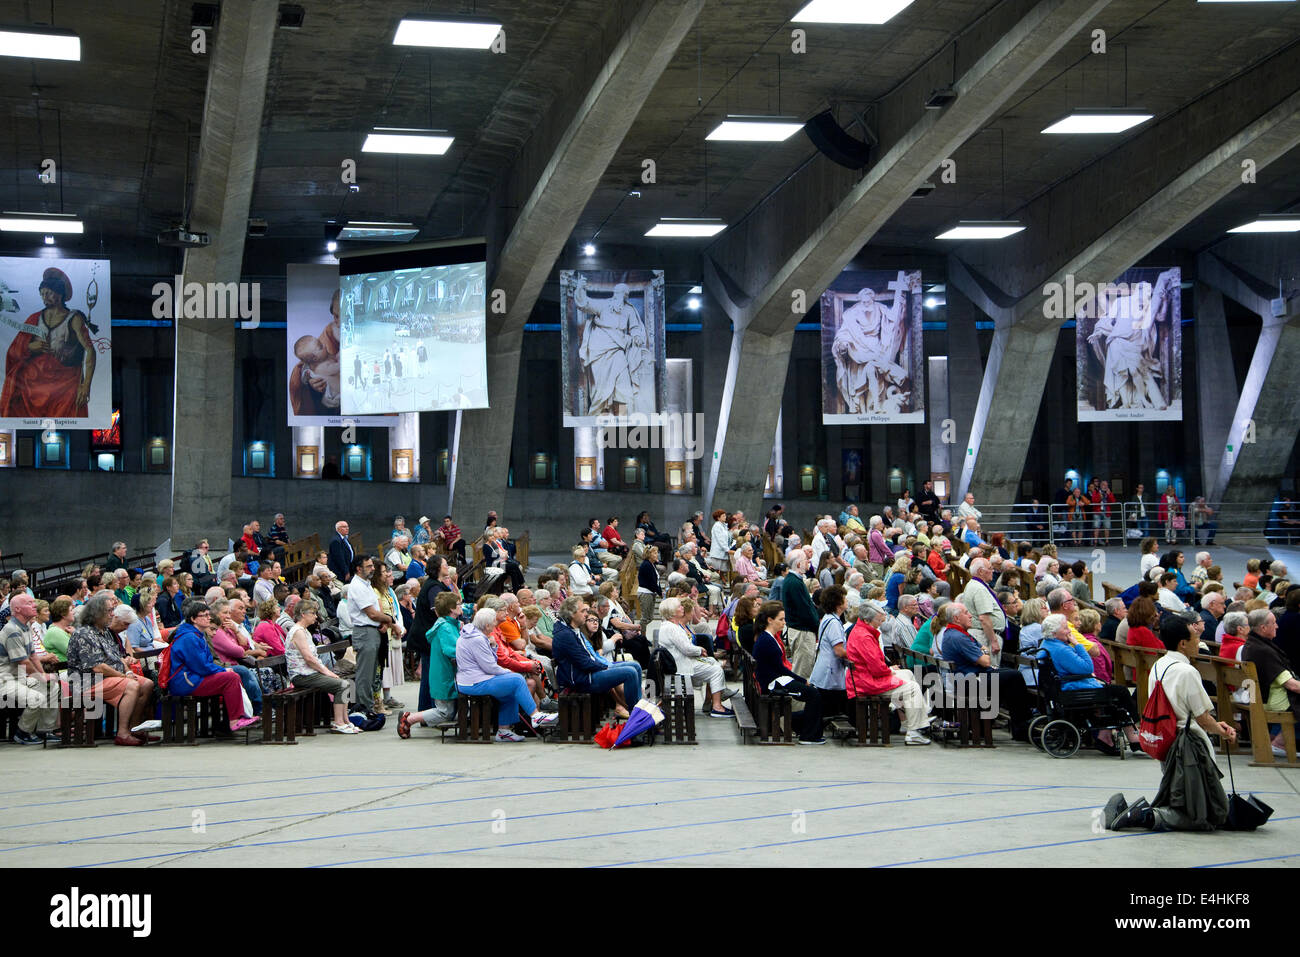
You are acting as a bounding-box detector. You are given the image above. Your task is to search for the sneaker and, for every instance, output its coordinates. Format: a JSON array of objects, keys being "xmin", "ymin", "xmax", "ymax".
[
  {"xmin": 797, "ymin": 737, "xmax": 828, "ymax": 746},
  {"xmin": 40, "ymin": 731, "xmax": 61, "ymax": 742},
  {"xmin": 538, "ymin": 698, "xmax": 559, "ymax": 713},
  {"xmin": 229, "ymin": 716, "xmax": 259, "ymax": 733},
  {"xmin": 708, "ymin": 707, "xmax": 736, "ymax": 718},
  {"xmin": 531, "ymin": 712, "xmax": 559, "ymax": 728},
  {"xmin": 330, "ymin": 723, "xmax": 360, "ymax": 734},
  {"xmin": 131, "ymin": 719, "xmax": 162, "ymax": 733},
  {"xmin": 11, "ymin": 730, "xmax": 42, "ymax": 746},
  {"xmin": 904, "ymin": 731, "xmax": 931, "ymax": 746},
  {"xmin": 496, "ymin": 729, "xmax": 527, "ymax": 742},
  {"xmin": 1272, "ymin": 745, "xmax": 1288, "ymax": 758},
  {"xmin": 384, "ymin": 697, "xmax": 404, "ymax": 708},
  {"xmin": 1111, "ymin": 797, "xmax": 1155, "ymax": 830}
]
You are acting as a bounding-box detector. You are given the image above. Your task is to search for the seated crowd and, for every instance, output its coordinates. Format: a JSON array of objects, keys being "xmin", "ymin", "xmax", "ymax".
[{"xmin": 4, "ymin": 497, "xmax": 1296, "ymax": 776}]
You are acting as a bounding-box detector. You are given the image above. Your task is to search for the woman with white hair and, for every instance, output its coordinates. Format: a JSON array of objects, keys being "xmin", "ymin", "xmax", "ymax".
[
  {"xmin": 1037, "ymin": 612, "xmax": 1142, "ymax": 754},
  {"xmin": 568, "ymin": 546, "xmax": 594, "ymax": 597},
  {"xmin": 845, "ymin": 601, "xmax": 932, "ymax": 745},
  {"xmin": 658, "ymin": 597, "xmax": 735, "ymax": 717},
  {"xmin": 66, "ymin": 593, "xmax": 157, "ymax": 745},
  {"xmin": 1035, "ymin": 557, "xmax": 1061, "ymax": 590},
  {"xmin": 733, "ymin": 542, "xmax": 769, "ymax": 591},
  {"xmin": 455, "ymin": 607, "xmax": 558, "ymax": 742}
]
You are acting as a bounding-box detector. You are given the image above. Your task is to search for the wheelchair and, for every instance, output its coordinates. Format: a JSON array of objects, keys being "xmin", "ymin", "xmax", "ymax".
[{"xmin": 1024, "ymin": 653, "xmax": 1137, "ymax": 759}]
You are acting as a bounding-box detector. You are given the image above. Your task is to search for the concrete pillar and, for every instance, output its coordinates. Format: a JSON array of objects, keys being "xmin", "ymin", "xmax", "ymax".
[
  {"xmin": 169, "ymin": 0, "xmax": 277, "ymax": 547},
  {"xmin": 928, "ymin": 357, "xmax": 951, "ymax": 489},
  {"xmin": 448, "ymin": 0, "xmax": 705, "ymax": 527},
  {"xmin": 293, "ymin": 426, "xmax": 323, "ymax": 479},
  {"xmin": 1194, "ymin": 284, "xmax": 1236, "ymax": 499},
  {"xmin": 945, "ymin": 287, "xmax": 983, "ymax": 467}
]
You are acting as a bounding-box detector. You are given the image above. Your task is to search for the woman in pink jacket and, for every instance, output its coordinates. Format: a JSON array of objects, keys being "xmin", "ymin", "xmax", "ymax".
[{"xmin": 845, "ymin": 602, "xmax": 932, "ymax": 744}]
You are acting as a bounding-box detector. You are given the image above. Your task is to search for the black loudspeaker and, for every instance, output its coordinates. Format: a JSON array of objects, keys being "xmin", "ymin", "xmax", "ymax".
[{"xmin": 803, "ymin": 110, "xmax": 873, "ymax": 170}]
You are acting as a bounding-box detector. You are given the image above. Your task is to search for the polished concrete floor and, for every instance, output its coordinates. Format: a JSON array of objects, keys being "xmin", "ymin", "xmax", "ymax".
[
  {"xmin": 8, "ymin": 541, "xmax": 1296, "ymax": 869},
  {"xmin": 4, "ymin": 673, "xmax": 1298, "ymax": 869}
]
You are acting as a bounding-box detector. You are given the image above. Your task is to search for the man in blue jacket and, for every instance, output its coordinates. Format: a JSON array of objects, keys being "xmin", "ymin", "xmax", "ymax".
[{"xmin": 551, "ymin": 596, "xmax": 642, "ymax": 711}]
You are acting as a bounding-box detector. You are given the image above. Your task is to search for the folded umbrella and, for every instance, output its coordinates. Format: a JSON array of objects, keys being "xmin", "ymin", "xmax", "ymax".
[
  {"xmin": 613, "ymin": 699, "xmax": 664, "ymax": 748},
  {"xmin": 1221, "ymin": 741, "xmax": 1274, "ymax": 831}
]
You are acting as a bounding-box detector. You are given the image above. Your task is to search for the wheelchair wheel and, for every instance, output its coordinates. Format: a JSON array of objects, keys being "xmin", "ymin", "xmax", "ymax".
[
  {"xmin": 1042, "ymin": 719, "xmax": 1081, "ymax": 758},
  {"xmin": 1028, "ymin": 714, "xmax": 1050, "ymax": 752}
]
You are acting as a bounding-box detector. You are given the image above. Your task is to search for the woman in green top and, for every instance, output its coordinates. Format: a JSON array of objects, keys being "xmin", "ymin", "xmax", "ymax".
[
  {"xmin": 41, "ymin": 596, "xmax": 76, "ymax": 662},
  {"xmin": 397, "ymin": 590, "xmax": 463, "ymax": 738}
]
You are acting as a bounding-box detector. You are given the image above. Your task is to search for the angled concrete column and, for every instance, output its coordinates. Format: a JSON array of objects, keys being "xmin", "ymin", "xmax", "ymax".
[
  {"xmin": 957, "ymin": 47, "xmax": 1300, "ymax": 506},
  {"xmin": 447, "ymin": 0, "xmax": 704, "ymax": 527},
  {"xmin": 170, "ymin": 0, "xmax": 277, "ymax": 548},
  {"xmin": 1193, "ymin": 283, "xmax": 1235, "ymax": 499},
  {"xmin": 704, "ymin": 0, "xmax": 1112, "ymax": 520},
  {"xmin": 1199, "ymin": 252, "xmax": 1300, "ymax": 524}
]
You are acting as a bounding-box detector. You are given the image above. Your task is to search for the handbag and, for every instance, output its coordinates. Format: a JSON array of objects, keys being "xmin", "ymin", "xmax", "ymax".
[{"xmin": 1172, "ymin": 515, "xmax": 1186, "ymax": 530}]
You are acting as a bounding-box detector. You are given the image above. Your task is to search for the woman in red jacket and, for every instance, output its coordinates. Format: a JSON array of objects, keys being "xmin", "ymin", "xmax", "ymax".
[
  {"xmin": 845, "ymin": 602, "xmax": 932, "ymax": 745},
  {"xmin": 1124, "ymin": 597, "xmax": 1164, "ymax": 651}
]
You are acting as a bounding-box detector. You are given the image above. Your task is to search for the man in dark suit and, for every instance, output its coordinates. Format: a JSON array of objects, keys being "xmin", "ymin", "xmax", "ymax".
[{"xmin": 327, "ymin": 520, "xmax": 354, "ymax": 583}]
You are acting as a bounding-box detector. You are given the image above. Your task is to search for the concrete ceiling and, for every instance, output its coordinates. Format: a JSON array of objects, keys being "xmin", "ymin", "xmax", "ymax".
[{"xmin": 2, "ymin": 0, "xmax": 1299, "ymax": 271}]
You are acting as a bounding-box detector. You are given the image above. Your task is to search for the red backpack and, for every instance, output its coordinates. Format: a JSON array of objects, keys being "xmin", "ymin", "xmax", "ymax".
[
  {"xmin": 1138, "ymin": 664, "xmax": 1178, "ymax": 760},
  {"xmin": 156, "ymin": 643, "xmax": 174, "ymax": 689}
]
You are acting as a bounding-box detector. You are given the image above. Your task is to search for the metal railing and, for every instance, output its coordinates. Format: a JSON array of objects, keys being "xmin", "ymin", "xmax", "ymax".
[{"xmin": 914, "ymin": 501, "xmax": 1294, "ymax": 548}]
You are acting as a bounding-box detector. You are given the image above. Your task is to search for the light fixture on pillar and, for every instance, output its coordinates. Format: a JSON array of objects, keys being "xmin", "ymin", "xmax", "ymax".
[
  {"xmin": 0, "ymin": 25, "xmax": 80, "ymax": 60},
  {"xmin": 362, "ymin": 128, "xmax": 454, "ymax": 155},
  {"xmin": 44, "ymin": 234, "xmax": 54, "ymax": 245},
  {"xmin": 687, "ymin": 297, "xmax": 701, "ymax": 310},
  {"xmin": 706, "ymin": 115, "xmax": 803, "ymax": 142},
  {"xmin": 645, "ymin": 218, "xmax": 726, "ymax": 238},
  {"xmin": 330, "ymin": 221, "xmax": 419, "ymax": 242},
  {"xmin": 393, "ymin": 15, "xmax": 503, "ymax": 49},
  {"xmin": 0, "ymin": 211, "xmax": 83, "ymax": 233},
  {"xmin": 1227, "ymin": 213, "xmax": 1300, "ymax": 233},
  {"xmin": 1041, "ymin": 108, "xmax": 1152, "ymax": 134},
  {"xmin": 791, "ymin": 0, "xmax": 916, "ymax": 23},
  {"xmin": 935, "ymin": 220, "xmax": 1025, "ymax": 240},
  {"xmin": 582, "ymin": 242, "xmax": 597, "ymax": 256}
]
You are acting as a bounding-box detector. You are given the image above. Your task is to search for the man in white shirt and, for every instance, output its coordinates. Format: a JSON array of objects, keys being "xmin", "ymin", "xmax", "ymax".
[
  {"xmin": 961, "ymin": 558, "xmax": 1006, "ymax": 664},
  {"xmin": 809, "ymin": 518, "xmax": 846, "ymax": 576},
  {"xmin": 1156, "ymin": 572, "xmax": 1185, "ymax": 613},
  {"xmin": 955, "ymin": 493, "xmax": 982, "ymax": 522},
  {"xmin": 882, "ymin": 593, "xmax": 919, "ymax": 655},
  {"xmin": 346, "ymin": 555, "xmax": 394, "ymax": 713},
  {"xmin": 1106, "ymin": 618, "xmax": 1235, "ymax": 831}
]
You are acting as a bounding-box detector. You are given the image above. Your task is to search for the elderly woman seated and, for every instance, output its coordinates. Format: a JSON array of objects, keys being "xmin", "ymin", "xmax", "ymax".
[
  {"xmin": 733, "ymin": 542, "xmax": 770, "ymax": 593},
  {"xmin": 658, "ymin": 596, "xmax": 735, "ymax": 717},
  {"xmin": 456, "ymin": 607, "xmax": 559, "ymax": 742},
  {"xmin": 845, "ymin": 601, "xmax": 932, "ymax": 745},
  {"xmin": 280, "ymin": 599, "xmax": 358, "ymax": 734},
  {"xmin": 1037, "ymin": 612, "xmax": 1142, "ymax": 755},
  {"xmin": 66, "ymin": 593, "xmax": 158, "ymax": 746}
]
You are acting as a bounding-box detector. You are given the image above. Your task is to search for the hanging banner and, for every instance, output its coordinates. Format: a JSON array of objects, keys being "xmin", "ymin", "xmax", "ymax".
[
  {"xmin": 0, "ymin": 256, "xmax": 111, "ymax": 428},
  {"xmin": 1074, "ymin": 266, "xmax": 1182, "ymax": 422},
  {"xmin": 286, "ymin": 263, "xmax": 391, "ymax": 426},
  {"xmin": 821, "ymin": 269, "xmax": 925, "ymax": 424},
  {"xmin": 559, "ymin": 269, "xmax": 666, "ymax": 427}
]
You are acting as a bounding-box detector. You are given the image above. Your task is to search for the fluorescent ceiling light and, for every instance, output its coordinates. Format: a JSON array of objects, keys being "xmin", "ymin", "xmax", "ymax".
[
  {"xmin": 935, "ymin": 221, "xmax": 1025, "ymax": 240},
  {"xmin": 362, "ymin": 129, "xmax": 454, "ymax": 155},
  {"xmin": 689, "ymin": 285, "xmax": 702, "ymax": 294},
  {"xmin": 393, "ymin": 17, "xmax": 502, "ymax": 49},
  {"xmin": 1197, "ymin": 1, "xmax": 1293, "ymax": 3},
  {"xmin": 0, "ymin": 212, "xmax": 83, "ymax": 233},
  {"xmin": 1041, "ymin": 111, "xmax": 1153, "ymax": 134},
  {"xmin": 706, "ymin": 116, "xmax": 804, "ymax": 142},
  {"xmin": 0, "ymin": 26, "xmax": 80, "ymax": 60},
  {"xmin": 1227, "ymin": 215, "xmax": 1300, "ymax": 233},
  {"xmin": 336, "ymin": 222, "xmax": 420, "ymax": 242},
  {"xmin": 645, "ymin": 219, "xmax": 726, "ymax": 238},
  {"xmin": 792, "ymin": 0, "xmax": 916, "ymax": 23}
]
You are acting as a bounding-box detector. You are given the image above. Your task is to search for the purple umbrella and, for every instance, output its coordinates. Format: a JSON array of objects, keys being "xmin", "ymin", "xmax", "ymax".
[{"xmin": 612, "ymin": 699, "xmax": 663, "ymax": 748}]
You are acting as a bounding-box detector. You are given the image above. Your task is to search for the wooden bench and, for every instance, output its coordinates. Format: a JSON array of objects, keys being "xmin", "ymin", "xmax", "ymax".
[
  {"xmin": 846, "ymin": 695, "xmax": 893, "ymax": 746},
  {"xmin": 255, "ymin": 656, "xmax": 316, "ymax": 744},
  {"xmin": 1102, "ymin": 581, "xmax": 1122, "ymax": 601},
  {"xmin": 553, "ymin": 690, "xmax": 600, "ymax": 743},
  {"xmin": 1103, "ymin": 640, "xmax": 1297, "ymax": 768},
  {"xmin": 736, "ymin": 646, "xmax": 795, "ymax": 745},
  {"xmin": 455, "ymin": 694, "xmax": 498, "ymax": 743},
  {"xmin": 659, "ymin": 673, "xmax": 697, "ymax": 744},
  {"xmin": 914, "ymin": 651, "xmax": 993, "ymax": 748},
  {"xmin": 160, "ymin": 692, "xmax": 229, "ymax": 745}
]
